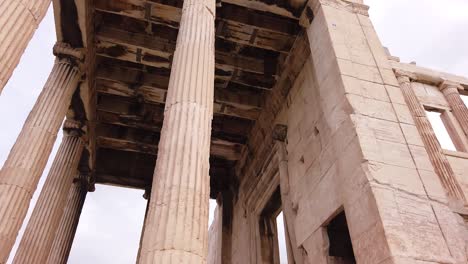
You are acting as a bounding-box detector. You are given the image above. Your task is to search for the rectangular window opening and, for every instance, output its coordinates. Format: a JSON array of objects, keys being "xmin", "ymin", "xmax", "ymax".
[
  {"xmin": 259, "ymin": 187, "xmax": 289, "ymax": 264},
  {"xmin": 461, "ymin": 93, "xmax": 468, "ymax": 107},
  {"xmin": 326, "ymin": 211, "xmax": 356, "ymax": 264},
  {"xmin": 425, "ymin": 110, "xmax": 457, "ymax": 151},
  {"xmin": 276, "ymin": 211, "xmax": 288, "ymax": 264}
]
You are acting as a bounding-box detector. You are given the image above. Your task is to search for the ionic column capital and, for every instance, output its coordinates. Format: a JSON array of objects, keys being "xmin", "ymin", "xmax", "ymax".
[
  {"xmin": 63, "ymin": 119, "xmax": 84, "ymax": 137},
  {"xmin": 53, "ymin": 42, "xmax": 86, "ymax": 74},
  {"xmin": 439, "ymin": 80, "xmax": 462, "ymax": 94},
  {"xmin": 394, "ymin": 69, "xmax": 416, "ymax": 84},
  {"xmin": 53, "ymin": 42, "xmax": 85, "ymax": 62}
]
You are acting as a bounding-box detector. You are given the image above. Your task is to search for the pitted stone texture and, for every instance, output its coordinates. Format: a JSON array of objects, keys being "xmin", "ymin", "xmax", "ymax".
[
  {"xmin": 0, "ymin": 0, "xmax": 50, "ymax": 94},
  {"xmin": 138, "ymin": 0, "xmax": 215, "ymax": 262},
  {"xmin": 0, "ymin": 58, "xmax": 80, "ymax": 262}
]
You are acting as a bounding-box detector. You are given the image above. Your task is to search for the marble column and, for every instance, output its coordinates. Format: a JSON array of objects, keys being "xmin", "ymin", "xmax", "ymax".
[
  {"xmin": 46, "ymin": 174, "xmax": 88, "ymax": 264},
  {"xmin": 0, "ymin": 42, "xmax": 83, "ymax": 262},
  {"xmin": 138, "ymin": 0, "xmax": 216, "ymax": 262},
  {"xmin": 13, "ymin": 120, "xmax": 85, "ymax": 264},
  {"xmin": 395, "ymin": 70, "xmax": 466, "ymax": 203},
  {"xmin": 0, "ymin": 0, "xmax": 51, "ymax": 94},
  {"xmin": 440, "ymin": 80, "xmax": 468, "ymax": 138}
]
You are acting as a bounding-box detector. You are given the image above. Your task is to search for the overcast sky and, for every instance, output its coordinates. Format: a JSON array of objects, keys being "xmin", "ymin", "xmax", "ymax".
[{"xmin": 1, "ymin": 1, "xmax": 468, "ymax": 263}]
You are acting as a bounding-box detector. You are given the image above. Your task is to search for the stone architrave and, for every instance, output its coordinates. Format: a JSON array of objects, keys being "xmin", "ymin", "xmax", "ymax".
[
  {"xmin": 138, "ymin": 0, "xmax": 216, "ymax": 262},
  {"xmin": 395, "ymin": 70, "xmax": 466, "ymax": 203},
  {"xmin": 46, "ymin": 174, "xmax": 88, "ymax": 264},
  {"xmin": 12, "ymin": 120, "xmax": 85, "ymax": 264},
  {"xmin": 439, "ymin": 81, "xmax": 468, "ymax": 138},
  {"xmin": 0, "ymin": 0, "xmax": 51, "ymax": 94},
  {"xmin": 0, "ymin": 42, "xmax": 84, "ymax": 262}
]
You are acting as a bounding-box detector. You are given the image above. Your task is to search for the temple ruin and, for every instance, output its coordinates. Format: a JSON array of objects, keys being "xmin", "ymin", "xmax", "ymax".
[{"xmin": 0, "ymin": 0, "xmax": 467, "ymax": 263}]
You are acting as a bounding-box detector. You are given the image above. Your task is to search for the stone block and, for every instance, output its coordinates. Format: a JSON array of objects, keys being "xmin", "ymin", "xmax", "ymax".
[
  {"xmin": 302, "ymin": 228, "xmax": 329, "ymax": 264},
  {"xmin": 386, "ymin": 85, "xmax": 406, "ymax": 105},
  {"xmin": 339, "ymin": 59, "xmax": 383, "ymax": 84},
  {"xmin": 345, "ymin": 184, "xmax": 381, "ymax": 239},
  {"xmin": 367, "ymin": 162, "xmax": 426, "ymax": 196},
  {"xmin": 347, "ymin": 94, "xmax": 397, "ymax": 122},
  {"xmin": 358, "ymin": 130, "xmax": 416, "ymax": 169},
  {"xmin": 393, "ymin": 103, "xmax": 416, "ymax": 125},
  {"xmin": 294, "ymin": 164, "xmax": 341, "ymax": 245},
  {"xmin": 380, "ymin": 68, "xmax": 401, "ymax": 87},
  {"xmin": 366, "ymin": 185, "xmax": 458, "ymax": 263},
  {"xmin": 359, "ymin": 18, "xmax": 393, "ymax": 70},
  {"xmin": 408, "ymin": 145, "xmax": 435, "ymax": 172},
  {"xmin": 431, "ymin": 203, "xmax": 468, "ymax": 263},
  {"xmin": 351, "ymin": 219, "xmax": 391, "ymax": 264},
  {"xmin": 352, "ymin": 115, "xmax": 406, "ymax": 145},
  {"xmin": 417, "ymin": 169, "xmax": 447, "ymax": 202},
  {"xmin": 400, "ymin": 123, "xmax": 424, "ymax": 147},
  {"xmin": 343, "ymin": 76, "xmax": 390, "ymax": 102}
]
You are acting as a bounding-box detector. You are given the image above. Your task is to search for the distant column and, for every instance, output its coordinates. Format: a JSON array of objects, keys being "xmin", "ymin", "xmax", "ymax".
[
  {"xmin": 13, "ymin": 120, "xmax": 85, "ymax": 264},
  {"xmin": 138, "ymin": 0, "xmax": 216, "ymax": 262},
  {"xmin": 0, "ymin": 42, "xmax": 84, "ymax": 262},
  {"xmin": 0, "ymin": 0, "xmax": 51, "ymax": 94},
  {"xmin": 440, "ymin": 81, "xmax": 468, "ymax": 138},
  {"xmin": 46, "ymin": 174, "xmax": 88, "ymax": 264}
]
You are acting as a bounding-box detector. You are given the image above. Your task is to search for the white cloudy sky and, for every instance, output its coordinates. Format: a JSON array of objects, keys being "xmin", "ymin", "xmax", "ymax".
[{"xmin": 1, "ymin": 1, "xmax": 468, "ymax": 263}]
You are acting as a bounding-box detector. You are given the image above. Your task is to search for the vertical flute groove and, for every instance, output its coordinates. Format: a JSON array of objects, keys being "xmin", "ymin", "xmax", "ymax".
[
  {"xmin": 440, "ymin": 83, "xmax": 468, "ymax": 138},
  {"xmin": 395, "ymin": 72, "xmax": 466, "ymax": 203},
  {"xmin": 12, "ymin": 134, "xmax": 84, "ymax": 264},
  {"xmin": 0, "ymin": 0, "xmax": 51, "ymax": 94},
  {"xmin": 0, "ymin": 58, "xmax": 80, "ymax": 263},
  {"xmin": 46, "ymin": 177, "xmax": 87, "ymax": 264},
  {"xmin": 138, "ymin": 0, "xmax": 215, "ymax": 262}
]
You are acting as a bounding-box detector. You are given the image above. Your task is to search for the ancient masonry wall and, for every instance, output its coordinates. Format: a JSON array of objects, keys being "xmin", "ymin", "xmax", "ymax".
[{"xmin": 222, "ymin": 1, "xmax": 468, "ymax": 263}]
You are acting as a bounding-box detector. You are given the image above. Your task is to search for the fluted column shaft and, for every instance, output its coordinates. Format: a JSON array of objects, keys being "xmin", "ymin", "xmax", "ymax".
[
  {"xmin": 395, "ymin": 71, "xmax": 466, "ymax": 203},
  {"xmin": 13, "ymin": 123, "xmax": 85, "ymax": 264},
  {"xmin": 46, "ymin": 176, "xmax": 87, "ymax": 264},
  {"xmin": 139, "ymin": 0, "xmax": 215, "ymax": 262},
  {"xmin": 0, "ymin": 0, "xmax": 51, "ymax": 94},
  {"xmin": 440, "ymin": 81, "xmax": 468, "ymax": 138},
  {"xmin": 0, "ymin": 43, "xmax": 82, "ymax": 263}
]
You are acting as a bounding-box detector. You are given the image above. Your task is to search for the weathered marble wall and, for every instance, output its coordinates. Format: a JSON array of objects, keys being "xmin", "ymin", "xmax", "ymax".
[{"xmin": 224, "ymin": 1, "xmax": 468, "ymax": 263}]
